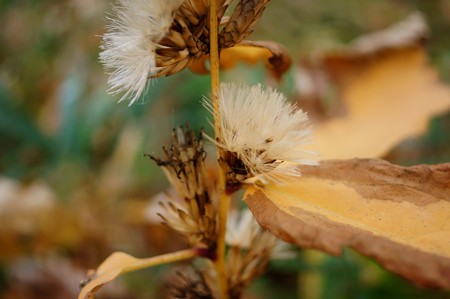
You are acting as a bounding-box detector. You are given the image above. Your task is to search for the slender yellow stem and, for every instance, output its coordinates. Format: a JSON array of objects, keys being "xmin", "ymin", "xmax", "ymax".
[
  {"xmin": 210, "ymin": 0, "xmax": 220, "ymax": 135},
  {"xmin": 209, "ymin": 1, "xmax": 230, "ymax": 299},
  {"xmin": 123, "ymin": 248, "xmax": 199, "ymax": 273},
  {"xmin": 215, "ymin": 191, "xmax": 230, "ymax": 298}
]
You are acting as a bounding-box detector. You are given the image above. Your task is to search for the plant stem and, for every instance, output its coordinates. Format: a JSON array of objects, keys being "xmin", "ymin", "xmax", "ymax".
[
  {"xmin": 123, "ymin": 248, "xmax": 199, "ymax": 273},
  {"xmin": 209, "ymin": 0, "xmax": 230, "ymax": 299},
  {"xmin": 210, "ymin": 1, "xmax": 220, "ymax": 130},
  {"xmin": 215, "ymin": 191, "xmax": 230, "ymax": 298}
]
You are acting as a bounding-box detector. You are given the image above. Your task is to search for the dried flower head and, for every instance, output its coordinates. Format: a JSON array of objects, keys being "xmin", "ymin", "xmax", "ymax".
[
  {"xmin": 204, "ymin": 83, "xmax": 317, "ymax": 185},
  {"xmin": 225, "ymin": 209, "xmax": 293, "ymax": 259},
  {"xmin": 100, "ymin": 0, "xmax": 272, "ymax": 104},
  {"xmin": 167, "ymin": 209, "xmax": 293, "ymax": 299},
  {"xmin": 225, "ymin": 209, "xmax": 294, "ymax": 297},
  {"xmin": 168, "ymin": 268, "xmax": 216, "ymax": 299},
  {"xmin": 100, "ymin": 0, "xmax": 184, "ymax": 104},
  {"xmin": 147, "ymin": 125, "xmax": 217, "ymax": 248},
  {"xmin": 225, "ymin": 208, "xmax": 256, "ymax": 248}
]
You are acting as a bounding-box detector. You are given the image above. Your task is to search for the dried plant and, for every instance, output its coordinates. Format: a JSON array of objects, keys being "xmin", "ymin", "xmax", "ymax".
[
  {"xmin": 82, "ymin": 0, "xmax": 308, "ymax": 297},
  {"xmin": 168, "ymin": 268, "xmax": 215, "ymax": 299},
  {"xmin": 203, "ymin": 83, "xmax": 317, "ymax": 186},
  {"xmin": 78, "ymin": 1, "xmax": 450, "ymax": 299},
  {"xmin": 166, "ymin": 209, "xmax": 293, "ymax": 299},
  {"xmin": 100, "ymin": 0, "xmax": 272, "ymax": 104},
  {"xmin": 225, "ymin": 209, "xmax": 293, "ymax": 298},
  {"xmin": 146, "ymin": 125, "xmax": 218, "ymax": 249}
]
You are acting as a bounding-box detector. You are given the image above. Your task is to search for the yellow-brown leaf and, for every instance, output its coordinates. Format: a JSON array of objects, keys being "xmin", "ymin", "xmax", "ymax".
[
  {"xmin": 78, "ymin": 252, "xmax": 138, "ymax": 299},
  {"xmin": 298, "ymin": 13, "xmax": 450, "ymax": 159},
  {"xmin": 189, "ymin": 40, "xmax": 291, "ymax": 80},
  {"xmin": 245, "ymin": 159, "xmax": 450, "ymax": 288},
  {"xmin": 78, "ymin": 249, "xmax": 198, "ymax": 299},
  {"xmin": 309, "ymin": 46, "xmax": 450, "ymax": 159}
]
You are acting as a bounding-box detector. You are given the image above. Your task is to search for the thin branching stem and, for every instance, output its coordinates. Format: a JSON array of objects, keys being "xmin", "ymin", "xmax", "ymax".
[{"xmin": 209, "ymin": 0, "xmax": 230, "ymax": 298}]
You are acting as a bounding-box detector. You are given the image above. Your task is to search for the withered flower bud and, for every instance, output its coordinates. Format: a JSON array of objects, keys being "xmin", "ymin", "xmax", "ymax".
[
  {"xmin": 168, "ymin": 268, "xmax": 216, "ymax": 299},
  {"xmin": 225, "ymin": 209, "xmax": 294, "ymax": 298},
  {"xmin": 147, "ymin": 125, "xmax": 217, "ymax": 248},
  {"xmin": 100, "ymin": 0, "xmax": 272, "ymax": 104}
]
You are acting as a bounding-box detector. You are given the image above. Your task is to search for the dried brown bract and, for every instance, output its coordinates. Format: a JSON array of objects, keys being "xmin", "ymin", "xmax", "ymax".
[
  {"xmin": 147, "ymin": 125, "xmax": 218, "ymax": 248},
  {"xmin": 225, "ymin": 209, "xmax": 287, "ymax": 298},
  {"xmin": 219, "ymin": 0, "xmax": 271, "ymax": 48},
  {"xmin": 168, "ymin": 268, "xmax": 216, "ymax": 299},
  {"xmin": 100, "ymin": 0, "xmax": 273, "ymax": 104},
  {"xmin": 156, "ymin": 0, "xmax": 273, "ymax": 77}
]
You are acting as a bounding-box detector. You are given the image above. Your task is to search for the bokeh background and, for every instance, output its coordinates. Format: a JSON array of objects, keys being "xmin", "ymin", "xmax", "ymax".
[{"xmin": 1, "ymin": 0, "xmax": 449, "ymax": 298}]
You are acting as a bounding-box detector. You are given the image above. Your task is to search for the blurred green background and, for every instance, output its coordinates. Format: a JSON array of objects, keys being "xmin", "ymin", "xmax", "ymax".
[{"xmin": 0, "ymin": 0, "xmax": 449, "ymax": 298}]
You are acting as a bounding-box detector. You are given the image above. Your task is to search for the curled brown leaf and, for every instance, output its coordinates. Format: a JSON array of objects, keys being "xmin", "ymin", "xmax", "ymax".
[
  {"xmin": 78, "ymin": 249, "xmax": 199, "ymax": 299},
  {"xmin": 297, "ymin": 12, "xmax": 450, "ymax": 159},
  {"xmin": 78, "ymin": 252, "xmax": 138, "ymax": 299},
  {"xmin": 245, "ymin": 159, "xmax": 450, "ymax": 288},
  {"xmin": 189, "ymin": 40, "xmax": 291, "ymax": 81}
]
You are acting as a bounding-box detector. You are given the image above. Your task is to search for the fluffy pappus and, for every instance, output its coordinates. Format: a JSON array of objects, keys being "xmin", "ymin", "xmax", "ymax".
[
  {"xmin": 204, "ymin": 83, "xmax": 318, "ymax": 185},
  {"xmin": 99, "ymin": 0, "xmax": 185, "ymax": 104}
]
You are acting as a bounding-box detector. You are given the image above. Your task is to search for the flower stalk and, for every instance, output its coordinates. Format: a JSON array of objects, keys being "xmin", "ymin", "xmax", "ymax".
[
  {"xmin": 209, "ymin": 0, "xmax": 230, "ymax": 298},
  {"xmin": 122, "ymin": 248, "xmax": 201, "ymax": 273}
]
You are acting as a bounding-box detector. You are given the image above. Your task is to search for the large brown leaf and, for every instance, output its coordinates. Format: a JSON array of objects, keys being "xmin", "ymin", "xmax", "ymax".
[
  {"xmin": 244, "ymin": 159, "xmax": 450, "ymax": 288},
  {"xmin": 298, "ymin": 12, "xmax": 450, "ymax": 159},
  {"xmin": 310, "ymin": 46, "xmax": 450, "ymax": 160}
]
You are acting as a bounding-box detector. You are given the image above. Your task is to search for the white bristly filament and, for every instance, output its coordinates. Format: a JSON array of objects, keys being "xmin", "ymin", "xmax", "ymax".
[
  {"xmin": 203, "ymin": 83, "xmax": 318, "ymax": 184},
  {"xmin": 99, "ymin": 0, "xmax": 185, "ymax": 105}
]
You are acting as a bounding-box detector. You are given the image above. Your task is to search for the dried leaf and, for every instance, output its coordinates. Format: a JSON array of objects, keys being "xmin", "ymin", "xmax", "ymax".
[
  {"xmin": 297, "ymin": 12, "xmax": 450, "ymax": 159},
  {"xmin": 346, "ymin": 11, "xmax": 428, "ymax": 56},
  {"xmin": 78, "ymin": 252, "xmax": 138, "ymax": 299},
  {"xmin": 189, "ymin": 40, "xmax": 291, "ymax": 80},
  {"xmin": 297, "ymin": 12, "xmax": 428, "ymax": 110},
  {"xmin": 311, "ymin": 46, "xmax": 450, "ymax": 159},
  {"xmin": 245, "ymin": 159, "xmax": 450, "ymax": 288},
  {"xmin": 78, "ymin": 249, "xmax": 199, "ymax": 299}
]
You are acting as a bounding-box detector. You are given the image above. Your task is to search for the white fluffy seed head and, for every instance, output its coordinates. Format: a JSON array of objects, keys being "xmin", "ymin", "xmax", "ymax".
[
  {"xmin": 225, "ymin": 209, "xmax": 295, "ymax": 260},
  {"xmin": 99, "ymin": 0, "xmax": 184, "ymax": 105},
  {"xmin": 204, "ymin": 83, "xmax": 318, "ymax": 184},
  {"xmin": 225, "ymin": 209, "xmax": 257, "ymax": 248}
]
